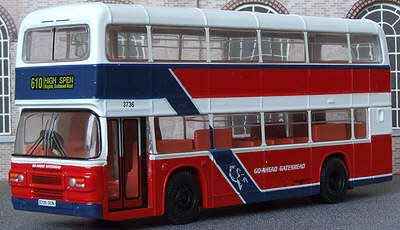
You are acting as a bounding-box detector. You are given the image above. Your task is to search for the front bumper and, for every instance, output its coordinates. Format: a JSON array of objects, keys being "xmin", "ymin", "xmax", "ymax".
[{"xmin": 12, "ymin": 197, "xmax": 103, "ymax": 218}]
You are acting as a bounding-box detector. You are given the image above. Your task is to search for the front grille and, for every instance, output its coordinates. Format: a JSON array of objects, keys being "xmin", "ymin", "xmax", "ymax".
[
  {"xmin": 32, "ymin": 188, "xmax": 63, "ymax": 200},
  {"xmin": 32, "ymin": 175, "xmax": 62, "ymax": 185}
]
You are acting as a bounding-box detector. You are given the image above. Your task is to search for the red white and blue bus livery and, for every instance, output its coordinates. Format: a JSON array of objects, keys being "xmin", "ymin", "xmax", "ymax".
[{"xmin": 10, "ymin": 3, "xmax": 392, "ymax": 224}]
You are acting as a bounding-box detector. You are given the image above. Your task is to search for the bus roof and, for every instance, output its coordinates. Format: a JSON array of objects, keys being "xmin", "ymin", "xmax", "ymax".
[{"xmin": 21, "ymin": 2, "xmax": 380, "ymax": 34}]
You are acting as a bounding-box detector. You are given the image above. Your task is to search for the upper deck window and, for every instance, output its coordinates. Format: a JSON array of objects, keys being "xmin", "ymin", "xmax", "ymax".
[
  {"xmin": 260, "ymin": 31, "xmax": 305, "ymax": 63},
  {"xmin": 210, "ymin": 29, "xmax": 259, "ymax": 62},
  {"xmin": 350, "ymin": 34, "xmax": 382, "ymax": 63},
  {"xmin": 23, "ymin": 28, "xmax": 53, "ymax": 63},
  {"xmin": 152, "ymin": 27, "xmax": 206, "ymax": 62},
  {"xmin": 23, "ymin": 25, "xmax": 89, "ymax": 63},
  {"xmin": 308, "ymin": 33, "xmax": 349, "ymax": 63},
  {"xmin": 107, "ymin": 25, "xmax": 148, "ymax": 61}
]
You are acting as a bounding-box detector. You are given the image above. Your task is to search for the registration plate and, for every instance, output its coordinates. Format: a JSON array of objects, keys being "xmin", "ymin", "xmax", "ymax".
[{"xmin": 38, "ymin": 199, "xmax": 56, "ymax": 207}]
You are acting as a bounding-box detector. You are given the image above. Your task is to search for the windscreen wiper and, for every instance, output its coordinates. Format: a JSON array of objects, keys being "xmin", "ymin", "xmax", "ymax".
[
  {"xmin": 27, "ymin": 130, "xmax": 45, "ymax": 156},
  {"xmin": 49, "ymin": 131, "xmax": 68, "ymax": 158},
  {"xmin": 44, "ymin": 113, "xmax": 57, "ymax": 156},
  {"xmin": 28, "ymin": 118, "xmax": 50, "ymax": 156}
]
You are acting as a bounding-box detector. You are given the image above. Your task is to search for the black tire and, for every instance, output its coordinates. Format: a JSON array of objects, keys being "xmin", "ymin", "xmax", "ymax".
[
  {"xmin": 165, "ymin": 171, "xmax": 201, "ymax": 225},
  {"xmin": 320, "ymin": 157, "xmax": 349, "ymax": 203}
]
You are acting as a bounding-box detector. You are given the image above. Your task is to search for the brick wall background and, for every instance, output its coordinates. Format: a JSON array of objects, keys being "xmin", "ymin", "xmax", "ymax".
[{"xmin": 0, "ymin": 0, "xmax": 399, "ymax": 180}]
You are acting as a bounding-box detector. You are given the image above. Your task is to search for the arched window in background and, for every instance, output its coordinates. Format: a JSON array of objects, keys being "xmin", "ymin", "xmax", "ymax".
[
  {"xmin": 236, "ymin": 3, "xmax": 277, "ymax": 13},
  {"xmin": 0, "ymin": 16, "xmax": 9, "ymax": 135},
  {"xmin": 357, "ymin": 4, "xmax": 400, "ymax": 128}
]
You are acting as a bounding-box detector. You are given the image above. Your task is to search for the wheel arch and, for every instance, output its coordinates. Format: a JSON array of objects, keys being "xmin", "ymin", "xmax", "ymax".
[
  {"xmin": 319, "ymin": 152, "xmax": 351, "ymax": 180},
  {"xmin": 161, "ymin": 165, "xmax": 208, "ymax": 215}
]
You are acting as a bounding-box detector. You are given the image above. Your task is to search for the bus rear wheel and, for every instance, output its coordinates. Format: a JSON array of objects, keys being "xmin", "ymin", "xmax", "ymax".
[
  {"xmin": 320, "ymin": 157, "xmax": 348, "ymax": 203},
  {"xmin": 165, "ymin": 171, "xmax": 201, "ymax": 225}
]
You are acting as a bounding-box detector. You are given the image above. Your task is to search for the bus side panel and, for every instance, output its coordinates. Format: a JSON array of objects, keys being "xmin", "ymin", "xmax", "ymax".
[
  {"xmin": 308, "ymin": 68, "xmax": 352, "ymax": 95},
  {"xmin": 173, "ymin": 68, "xmax": 308, "ymax": 98},
  {"xmin": 173, "ymin": 68, "xmax": 389, "ymax": 99},
  {"xmin": 370, "ymin": 68, "xmax": 391, "ymax": 93},
  {"xmin": 172, "ymin": 68, "xmax": 210, "ymax": 98},
  {"xmin": 235, "ymin": 151, "xmax": 266, "ymax": 189},
  {"xmin": 209, "ymin": 160, "xmax": 244, "ymax": 208},
  {"xmin": 236, "ymin": 148, "xmax": 312, "ymax": 190},
  {"xmin": 310, "ymin": 145, "xmax": 354, "ymax": 183},
  {"xmin": 352, "ymin": 68, "xmax": 371, "ymax": 93},
  {"xmin": 150, "ymin": 156, "xmax": 242, "ymax": 215},
  {"xmin": 353, "ymin": 142, "xmax": 372, "ymax": 178},
  {"xmin": 370, "ymin": 135, "xmax": 392, "ymax": 176},
  {"xmin": 210, "ymin": 69, "xmax": 261, "ymax": 98},
  {"xmin": 261, "ymin": 68, "xmax": 307, "ymax": 96}
]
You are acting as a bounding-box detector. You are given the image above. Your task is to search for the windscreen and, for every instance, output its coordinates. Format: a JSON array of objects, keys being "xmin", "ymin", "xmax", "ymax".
[{"xmin": 14, "ymin": 111, "xmax": 100, "ymax": 159}]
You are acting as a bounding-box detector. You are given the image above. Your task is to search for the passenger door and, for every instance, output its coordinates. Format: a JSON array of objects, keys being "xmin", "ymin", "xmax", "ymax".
[{"xmin": 107, "ymin": 118, "xmax": 146, "ymax": 211}]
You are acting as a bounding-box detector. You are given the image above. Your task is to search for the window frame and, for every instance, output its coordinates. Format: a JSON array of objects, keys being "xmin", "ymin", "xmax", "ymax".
[
  {"xmin": 235, "ymin": 3, "xmax": 278, "ymax": 14},
  {"xmin": 106, "ymin": 24, "xmax": 149, "ymax": 62},
  {"xmin": 0, "ymin": 21, "xmax": 10, "ymax": 135},
  {"xmin": 154, "ymin": 115, "xmax": 210, "ymax": 154},
  {"xmin": 209, "ymin": 28, "xmax": 260, "ymax": 63},
  {"xmin": 264, "ymin": 110, "xmax": 309, "ymax": 145},
  {"xmin": 308, "ymin": 32, "xmax": 350, "ymax": 64},
  {"xmin": 151, "ymin": 26, "xmax": 207, "ymax": 62},
  {"xmin": 13, "ymin": 109, "xmax": 102, "ymax": 160},
  {"xmin": 260, "ymin": 30, "xmax": 306, "ymax": 63},
  {"xmin": 22, "ymin": 24, "xmax": 90, "ymax": 64},
  {"xmin": 349, "ymin": 33, "xmax": 383, "ymax": 64},
  {"xmin": 310, "ymin": 109, "xmax": 352, "ymax": 142}
]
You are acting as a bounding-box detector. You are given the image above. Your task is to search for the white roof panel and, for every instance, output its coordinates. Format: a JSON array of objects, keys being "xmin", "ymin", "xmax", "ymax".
[
  {"xmin": 20, "ymin": 3, "xmax": 381, "ymax": 36},
  {"xmin": 347, "ymin": 19, "xmax": 379, "ymax": 34},
  {"xmin": 257, "ymin": 13, "xmax": 305, "ymax": 31},
  {"xmin": 147, "ymin": 7, "xmax": 206, "ymax": 27},
  {"xmin": 20, "ymin": 3, "xmax": 111, "ymax": 29},
  {"xmin": 199, "ymin": 9, "xmax": 258, "ymax": 29},
  {"xmin": 106, "ymin": 4, "xmax": 149, "ymax": 25},
  {"xmin": 303, "ymin": 16, "xmax": 348, "ymax": 33}
]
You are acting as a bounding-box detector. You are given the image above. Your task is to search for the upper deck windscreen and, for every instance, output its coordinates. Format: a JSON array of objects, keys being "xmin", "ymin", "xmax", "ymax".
[{"xmin": 23, "ymin": 25, "xmax": 89, "ymax": 63}]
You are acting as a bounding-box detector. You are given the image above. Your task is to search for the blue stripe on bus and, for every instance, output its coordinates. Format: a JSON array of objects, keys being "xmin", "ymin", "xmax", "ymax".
[
  {"xmin": 16, "ymin": 64, "xmax": 200, "ymax": 115},
  {"xmin": 210, "ymin": 149, "xmax": 264, "ymax": 203},
  {"xmin": 350, "ymin": 175, "xmax": 392, "ymax": 187},
  {"xmin": 12, "ymin": 197, "xmax": 103, "ymax": 218},
  {"xmin": 16, "ymin": 65, "xmax": 98, "ymax": 99},
  {"xmin": 210, "ymin": 149, "xmax": 320, "ymax": 204}
]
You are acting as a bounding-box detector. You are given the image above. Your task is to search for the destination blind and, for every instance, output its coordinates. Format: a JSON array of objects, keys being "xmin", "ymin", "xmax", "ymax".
[{"xmin": 30, "ymin": 75, "xmax": 74, "ymax": 90}]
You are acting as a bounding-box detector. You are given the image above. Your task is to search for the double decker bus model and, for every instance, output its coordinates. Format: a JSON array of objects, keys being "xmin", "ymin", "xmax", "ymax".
[{"xmin": 9, "ymin": 3, "xmax": 392, "ymax": 224}]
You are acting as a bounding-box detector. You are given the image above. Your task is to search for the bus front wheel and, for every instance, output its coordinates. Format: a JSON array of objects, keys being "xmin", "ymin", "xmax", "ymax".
[
  {"xmin": 320, "ymin": 157, "xmax": 349, "ymax": 203},
  {"xmin": 165, "ymin": 171, "xmax": 201, "ymax": 225}
]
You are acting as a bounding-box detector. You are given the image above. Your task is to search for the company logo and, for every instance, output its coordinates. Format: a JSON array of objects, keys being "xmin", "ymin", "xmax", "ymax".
[{"xmin": 228, "ymin": 165, "xmax": 249, "ymax": 191}]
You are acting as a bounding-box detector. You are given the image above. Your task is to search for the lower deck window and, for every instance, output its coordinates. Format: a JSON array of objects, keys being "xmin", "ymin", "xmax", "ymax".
[
  {"xmin": 213, "ymin": 113, "xmax": 261, "ymax": 148},
  {"xmin": 155, "ymin": 115, "xmax": 209, "ymax": 153},
  {"xmin": 354, "ymin": 108, "xmax": 367, "ymax": 139},
  {"xmin": 265, "ymin": 111, "xmax": 308, "ymax": 145},
  {"xmin": 312, "ymin": 109, "xmax": 351, "ymax": 142}
]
